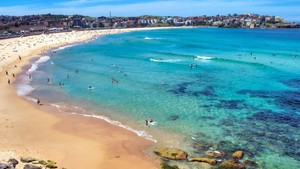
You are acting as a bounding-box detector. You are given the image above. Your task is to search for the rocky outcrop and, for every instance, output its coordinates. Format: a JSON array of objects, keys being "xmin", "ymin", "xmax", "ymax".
[
  {"xmin": 8, "ymin": 159, "xmax": 18, "ymax": 168},
  {"xmin": 205, "ymin": 150, "xmax": 226, "ymax": 158},
  {"xmin": 23, "ymin": 164, "xmax": 42, "ymax": 169},
  {"xmin": 20, "ymin": 157, "xmax": 37, "ymax": 163},
  {"xmin": 232, "ymin": 151, "xmax": 243, "ymax": 159},
  {"xmin": 188, "ymin": 157, "xmax": 217, "ymax": 165},
  {"xmin": 0, "ymin": 163, "xmax": 14, "ymax": 169},
  {"xmin": 220, "ymin": 160, "xmax": 245, "ymax": 169},
  {"xmin": 45, "ymin": 160, "xmax": 57, "ymax": 168},
  {"xmin": 161, "ymin": 161, "xmax": 179, "ymax": 169},
  {"xmin": 154, "ymin": 147, "xmax": 188, "ymax": 160}
]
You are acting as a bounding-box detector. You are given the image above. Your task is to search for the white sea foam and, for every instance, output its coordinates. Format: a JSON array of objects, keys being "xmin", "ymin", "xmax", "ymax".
[
  {"xmin": 15, "ymin": 76, "xmax": 35, "ymax": 96},
  {"xmin": 27, "ymin": 56, "xmax": 50, "ymax": 74},
  {"xmin": 16, "ymin": 56, "xmax": 50, "ymax": 96},
  {"xmin": 145, "ymin": 37, "xmax": 153, "ymax": 40},
  {"xmin": 52, "ymin": 44, "xmax": 76, "ymax": 52},
  {"xmin": 24, "ymin": 96, "xmax": 37, "ymax": 102},
  {"xmin": 195, "ymin": 56, "xmax": 214, "ymax": 60},
  {"xmin": 75, "ymin": 113, "xmax": 157, "ymax": 143},
  {"xmin": 49, "ymin": 104, "xmax": 157, "ymax": 143},
  {"xmin": 144, "ymin": 37, "xmax": 162, "ymax": 40},
  {"xmin": 150, "ymin": 58, "xmax": 181, "ymax": 63}
]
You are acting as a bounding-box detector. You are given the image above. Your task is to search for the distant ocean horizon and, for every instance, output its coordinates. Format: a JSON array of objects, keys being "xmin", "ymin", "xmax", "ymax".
[{"xmin": 16, "ymin": 28, "xmax": 300, "ymax": 169}]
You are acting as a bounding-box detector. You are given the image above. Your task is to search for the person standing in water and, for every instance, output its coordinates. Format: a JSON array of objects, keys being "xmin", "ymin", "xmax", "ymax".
[
  {"xmin": 149, "ymin": 117, "xmax": 153, "ymax": 123},
  {"xmin": 145, "ymin": 120, "xmax": 148, "ymax": 126}
]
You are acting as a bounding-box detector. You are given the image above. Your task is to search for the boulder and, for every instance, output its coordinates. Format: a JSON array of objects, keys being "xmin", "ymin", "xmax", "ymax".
[
  {"xmin": 23, "ymin": 164, "xmax": 42, "ymax": 169},
  {"xmin": 154, "ymin": 147, "xmax": 188, "ymax": 160},
  {"xmin": 205, "ymin": 150, "xmax": 226, "ymax": 158},
  {"xmin": 8, "ymin": 158, "xmax": 18, "ymax": 167},
  {"xmin": 46, "ymin": 164, "xmax": 58, "ymax": 168},
  {"xmin": 0, "ymin": 163, "xmax": 14, "ymax": 169},
  {"xmin": 38, "ymin": 160, "xmax": 47, "ymax": 165},
  {"xmin": 20, "ymin": 157, "xmax": 37, "ymax": 163},
  {"xmin": 188, "ymin": 157, "xmax": 217, "ymax": 165},
  {"xmin": 220, "ymin": 160, "xmax": 245, "ymax": 169},
  {"xmin": 232, "ymin": 151, "xmax": 243, "ymax": 159}
]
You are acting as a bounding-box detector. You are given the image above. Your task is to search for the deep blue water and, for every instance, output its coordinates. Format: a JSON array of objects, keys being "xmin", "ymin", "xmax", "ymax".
[{"xmin": 23, "ymin": 28, "xmax": 300, "ymax": 168}]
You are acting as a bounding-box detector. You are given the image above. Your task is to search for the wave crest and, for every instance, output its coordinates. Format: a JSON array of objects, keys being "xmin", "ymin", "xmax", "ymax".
[{"xmin": 150, "ymin": 58, "xmax": 181, "ymax": 63}]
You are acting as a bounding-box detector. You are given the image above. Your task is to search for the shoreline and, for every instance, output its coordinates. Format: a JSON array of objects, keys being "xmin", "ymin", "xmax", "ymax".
[{"xmin": 0, "ymin": 28, "xmax": 169, "ymax": 168}]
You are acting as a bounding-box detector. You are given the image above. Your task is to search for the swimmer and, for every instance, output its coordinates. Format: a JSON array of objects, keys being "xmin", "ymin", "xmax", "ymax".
[
  {"xmin": 149, "ymin": 117, "xmax": 153, "ymax": 123},
  {"xmin": 145, "ymin": 120, "xmax": 148, "ymax": 126}
]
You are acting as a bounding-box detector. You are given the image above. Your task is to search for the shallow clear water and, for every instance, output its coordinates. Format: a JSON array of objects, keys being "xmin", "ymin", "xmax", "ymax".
[{"xmin": 22, "ymin": 28, "xmax": 300, "ymax": 168}]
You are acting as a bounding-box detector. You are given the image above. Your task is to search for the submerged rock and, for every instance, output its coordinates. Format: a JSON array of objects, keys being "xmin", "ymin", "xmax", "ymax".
[
  {"xmin": 205, "ymin": 150, "xmax": 226, "ymax": 158},
  {"xmin": 168, "ymin": 115, "xmax": 179, "ymax": 121},
  {"xmin": 243, "ymin": 159, "xmax": 257, "ymax": 167},
  {"xmin": 220, "ymin": 160, "xmax": 245, "ymax": 169},
  {"xmin": 188, "ymin": 157, "xmax": 217, "ymax": 165},
  {"xmin": 23, "ymin": 164, "xmax": 42, "ymax": 169},
  {"xmin": 154, "ymin": 147, "xmax": 188, "ymax": 160},
  {"xmin": 232, "ymin": 151, "xmax": 243, "ymax": 159},
  {"xmin": 20, "ymin": 157, "xmax": 37, "ymax": 163},
  {"xmin": 161, "ymin": 161, "xmax": 179, "ymax": 169}
]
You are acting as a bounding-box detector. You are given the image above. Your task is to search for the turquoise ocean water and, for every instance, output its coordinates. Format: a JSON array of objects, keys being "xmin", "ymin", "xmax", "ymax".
[{"xmin": 17, "ymin": 28, "xmax": 300, "ymax": 168}]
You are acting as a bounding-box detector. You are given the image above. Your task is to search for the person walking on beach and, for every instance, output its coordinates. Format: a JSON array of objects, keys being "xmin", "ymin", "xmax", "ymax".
[
  {"xmin": 8, "ymin": 79, "xmax": 10, "ymax": 85},
  {"xmin": 6, "ymin": 70, "xmax": 8, "ymax": 76},
  {"xmin": 19, "ymin": 55, "xmax": 22, "ymax": 60},
  {"xmin": 12, "ymin": 73, "xmax": 15, "ymax": 78}
]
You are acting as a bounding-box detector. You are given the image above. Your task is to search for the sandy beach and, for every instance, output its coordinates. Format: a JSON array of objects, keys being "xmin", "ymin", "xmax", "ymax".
[{"xmin": 0, "ymin": 29, "xmax": 162, "ymax": 168}]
